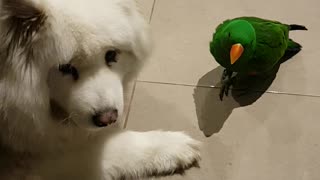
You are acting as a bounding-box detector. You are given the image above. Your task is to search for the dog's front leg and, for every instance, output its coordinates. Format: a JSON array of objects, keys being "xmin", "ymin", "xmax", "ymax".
[{"xmin": 101, "ymin": 130, "xmax": 201, "ymax": 180}]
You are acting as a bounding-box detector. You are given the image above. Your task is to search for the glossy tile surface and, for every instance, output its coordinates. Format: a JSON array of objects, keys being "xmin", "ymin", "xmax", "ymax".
[
  {"xmin": 127, "ymin": 82, "xmax": 320, "ymax": 180},
  {"xmin": 125, "ymin": 0, "xmax": 320, "ymax": 179},
  {"xmin": 138, "ymin": 0, "xmax": 320, "ymax": 96}
]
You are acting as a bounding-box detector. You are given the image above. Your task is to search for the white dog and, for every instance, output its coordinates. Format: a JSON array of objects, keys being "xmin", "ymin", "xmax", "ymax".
[{"xmin": 0, "ymin": 0, "xmax": 201, "ymax": 179}]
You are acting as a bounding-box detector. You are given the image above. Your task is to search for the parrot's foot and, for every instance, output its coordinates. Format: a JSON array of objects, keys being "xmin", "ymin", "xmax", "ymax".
[
  {"xmin": 219, "ymin": 79, "xmax": 235, "ymax": 101},
  {"xmin": 219, "ymin": 69, "xmax": 235, "ymax": 101}
]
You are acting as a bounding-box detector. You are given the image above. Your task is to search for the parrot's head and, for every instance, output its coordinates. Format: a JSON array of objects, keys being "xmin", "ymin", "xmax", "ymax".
[{"xmin": 219, "ymin": 19, "xmax": 256, "ymax": 68}]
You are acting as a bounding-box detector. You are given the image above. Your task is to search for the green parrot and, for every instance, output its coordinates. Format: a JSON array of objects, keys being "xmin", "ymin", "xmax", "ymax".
[{"xmin": 210, "ymin": 16, "xmax": 307, "ymax": 100}]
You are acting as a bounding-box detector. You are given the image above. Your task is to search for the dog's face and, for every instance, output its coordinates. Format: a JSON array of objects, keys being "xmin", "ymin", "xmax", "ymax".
[
  {"xmin": 48, "ymin": 51, "xmax": 126, "ymax": 129},
  {"xmin": 0, "ymin": 0, "xmax": 150, "ymax": 130},
  {"xmin": 45, "ymin": 0, "xmax": 151, "ymax": 129}
]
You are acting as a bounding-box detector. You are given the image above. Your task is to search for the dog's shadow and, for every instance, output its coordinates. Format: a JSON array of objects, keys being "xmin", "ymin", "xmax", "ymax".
[{"xmin": 193, "ymin": 50, "xmax": 300, "ymax": 137}]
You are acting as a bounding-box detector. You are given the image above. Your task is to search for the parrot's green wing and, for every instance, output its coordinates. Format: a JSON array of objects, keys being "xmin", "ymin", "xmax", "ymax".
[
  {"xmin": 235, "ymin": 16, "xmax": 284, "ymax": 25},
  {"xmin": 243, "ymin": 18, "xmax": 290, "ymax": 73}
]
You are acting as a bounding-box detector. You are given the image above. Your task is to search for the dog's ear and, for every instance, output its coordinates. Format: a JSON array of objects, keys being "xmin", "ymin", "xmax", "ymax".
[{"xmin": 1, "ymin": 0, "xmax": 48, "ymax": 47}]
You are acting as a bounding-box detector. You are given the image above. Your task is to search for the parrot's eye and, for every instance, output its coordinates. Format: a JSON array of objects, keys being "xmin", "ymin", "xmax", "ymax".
[{"xmin": 228, "ymin": 32, "xmax": 231, "ymax": 38}]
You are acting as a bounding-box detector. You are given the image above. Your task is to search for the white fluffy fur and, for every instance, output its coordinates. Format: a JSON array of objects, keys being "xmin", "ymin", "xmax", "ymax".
[{"xmin": 0, "ymin": 0, "xmax": 201, "ymax": 179}]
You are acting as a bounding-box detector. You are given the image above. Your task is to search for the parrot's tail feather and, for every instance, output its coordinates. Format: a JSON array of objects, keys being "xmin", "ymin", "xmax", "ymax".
[
  {"xmin": 287, "ymin": 39, "xmax": 302, "ymax": 49},
  {"xmin": 289, "ymin": 24, "xmax": 308, "ymax": 31},
  {"xmin": 281, "ymin": 39, "xmax": 302, "ymax": 64}
]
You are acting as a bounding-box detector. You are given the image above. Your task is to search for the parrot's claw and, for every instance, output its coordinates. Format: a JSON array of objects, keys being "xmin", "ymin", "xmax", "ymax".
[
  {"xmin": 225, "ymin": 83, "xmax": 230, "ymax": 97},
  {"xmin": 219, "ymin": 69, "xmax": 235, "ymax": 101},
  {"xmin": 219, "ymin": 80, "xmax": 233, "ymax": 101},
  {"xmin": 219, "ymin": 86, "xmax": 226, "ymax": 101},
  {"xmin": 221, "ymin": 69, "xmax": 228, "ymax": 82}
]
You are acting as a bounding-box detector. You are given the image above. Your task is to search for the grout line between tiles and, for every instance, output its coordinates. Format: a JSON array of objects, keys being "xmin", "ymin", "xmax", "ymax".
[
  {"xmin": 149, "ymin": 0, "xmax": 156, "ymax": 23},
  {"xmin": 137, "ymin": 80, "xmax": 320, "ymax": 98},
  {"xmin": 123, "ymin": 0, "xmax": 156, "ymax": 128},
  {"xmin": 139, "ymin": 80, "xmax": 210, "ymax": 88},
  {"xmin": 123, "ymin": 80, "xmax": 137, "ymax": 129}
]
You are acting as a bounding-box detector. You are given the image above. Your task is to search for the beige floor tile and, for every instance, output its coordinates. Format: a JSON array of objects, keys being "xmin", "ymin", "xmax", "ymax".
[
  {"xmin": 139, "ymin": 0, "xmax": 320, "ymax": 95},
  {"xmin": 127, "ymin": 82, "xmax": 320, "ymax": 180},
  {"xmin": 137, "ymin": 0, "xmax": 154, "ymax": 21}
]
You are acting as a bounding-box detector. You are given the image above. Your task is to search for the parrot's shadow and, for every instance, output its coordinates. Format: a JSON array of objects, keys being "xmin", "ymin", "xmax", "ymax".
[{"xmin": 193, "ymin": 49, "xmax": 300, "ymax": 137}]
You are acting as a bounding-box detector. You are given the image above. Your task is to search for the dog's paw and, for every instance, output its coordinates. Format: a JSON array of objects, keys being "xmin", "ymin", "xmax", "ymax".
[{"xmin": 146, "ymin": 131, "xmax": 201, "ymax": 177}]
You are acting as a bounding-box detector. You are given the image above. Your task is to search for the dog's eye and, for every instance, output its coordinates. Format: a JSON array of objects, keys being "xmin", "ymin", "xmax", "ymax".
[
  {"xmin": 105, "ymin": 50, "xmax": 118, "ymax": 66},
  {"xmin": 58, "ymin": 64, "xmax": 79, "ymax": 81}
]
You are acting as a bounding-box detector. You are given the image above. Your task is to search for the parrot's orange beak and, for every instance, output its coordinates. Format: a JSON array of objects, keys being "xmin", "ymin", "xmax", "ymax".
[{"xmin": 230, "ymin": 43, "xmax": 244, "ymax": 65}]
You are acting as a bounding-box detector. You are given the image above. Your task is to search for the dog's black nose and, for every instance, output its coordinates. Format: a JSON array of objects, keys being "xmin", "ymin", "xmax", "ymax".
[{"xmin": 92, "ymin": 109, "xmax": 118, "ymax": 127}]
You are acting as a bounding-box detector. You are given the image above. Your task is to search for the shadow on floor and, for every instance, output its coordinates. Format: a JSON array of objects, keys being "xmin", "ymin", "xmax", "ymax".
[{"xmin": 193, "ymin": 50, "xmax": 301, "ymax": 137}]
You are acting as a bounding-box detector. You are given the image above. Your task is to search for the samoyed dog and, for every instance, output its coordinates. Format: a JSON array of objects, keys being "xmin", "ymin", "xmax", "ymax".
[{"xmin": 0, "ymin": 0, "xmax": 201, "ymax": 179}]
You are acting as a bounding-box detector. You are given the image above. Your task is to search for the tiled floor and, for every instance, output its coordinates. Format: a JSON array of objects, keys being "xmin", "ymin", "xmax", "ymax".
[{"xmin": 125, "ymin": 0, "xmax": 320, "ymax": 179}]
